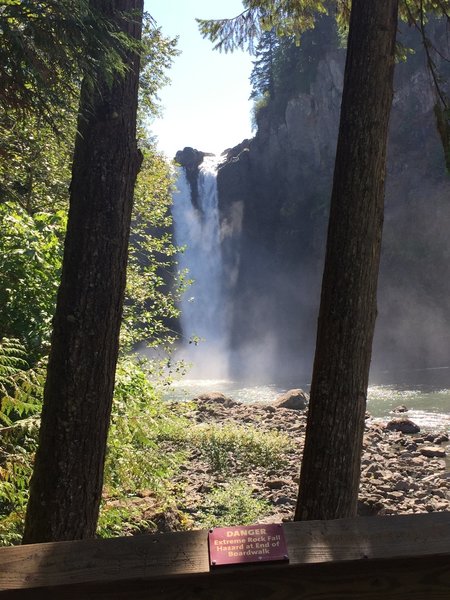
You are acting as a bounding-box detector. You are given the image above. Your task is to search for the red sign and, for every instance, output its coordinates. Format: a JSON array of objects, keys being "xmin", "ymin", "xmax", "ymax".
[{"xmin": 208, "ymin": 524, "xmax": 289, "ymax": 567}]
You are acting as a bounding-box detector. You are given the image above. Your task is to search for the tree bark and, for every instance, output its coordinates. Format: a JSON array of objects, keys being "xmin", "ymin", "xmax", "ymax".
[
  {"xmin": 22, "ymin": 0, "xmax": 143, "ymax": 543},
  {"xmin": 295, "ymin": 0, "xmax": 399, "ymax": 521}
]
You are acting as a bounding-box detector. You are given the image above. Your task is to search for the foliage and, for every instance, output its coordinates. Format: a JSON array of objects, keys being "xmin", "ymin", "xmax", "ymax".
[
  {"xmin": 0, "ymin": 98, "xmax": 73, "ymax": 359},
  {"xmin": 250, "ymin": 12, "xmax": 338, "ymax": 123},
  {"xmin": 250, "ymin": 28, "xmax": 278, "ymax": 100},
  {"xmin": 0, "ymin": 338, "xmax": 44, "ymax": 425},
  {"xmin": 97, "ymin": 503, "xmax": 153, "ymax": 538},
  {"xmin": 121, "ymin": 145, "xmax": 183, "ymax": 353},
  {"xmin": 0, "ymin": 107, "xmax": 75, "ymax": 207},
  {"xmin": 178, "ymin": 422, "xmax": 292, "ymax": 474},
  {"xmin": 0, "ymin": 0, "xmax": 145, "ymax": 125},
  {"xmin": 197, "ymin": 480, "xmax": 270, "ymax": 528},
  {"xmin": 139, "ymin": 19, "xmax": 179, "ymax": 117},
  {"xmin": 0, "ymin": 204, "xmax": 66, "ymax": 357},
  {"xmin": 197, "ymin": 0, "xmax": 330, "ymax": 54},
  {"xmin": 0, "ymin": 338, "xmax": 43, "ymax": 545},
  {"xmin": 198, "ymin": 0, "xmax": 450, "ymax": 54},
  {"xmin": 0, "ymin": 355, "xmax": 189, "ymax": 546},
  {"xmin": 103, "ymin": 358, "xmax": 188, "ymax": 498}
]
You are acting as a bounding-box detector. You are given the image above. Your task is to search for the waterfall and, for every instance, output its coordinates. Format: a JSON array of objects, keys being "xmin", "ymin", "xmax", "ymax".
[{"xmin": 172, "ymin": 156, "xmax": 229, "ymax": 378}]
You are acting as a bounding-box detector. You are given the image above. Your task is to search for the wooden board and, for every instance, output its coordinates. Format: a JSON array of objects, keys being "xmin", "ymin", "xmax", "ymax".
[{"xmin": 1, "ymin": 512, "xmax": 449, "ymax": 599}]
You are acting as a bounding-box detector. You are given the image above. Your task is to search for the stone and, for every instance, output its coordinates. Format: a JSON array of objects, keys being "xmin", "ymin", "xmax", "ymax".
[
  {"xmin": 392, "ymin": 405, "xmax": 409, "ymax": 413},
  {"xmin": 394, "ymin": 480, "xmax": 411, "ymax": 492},
  {"xmin": 419, "ymin": 445, "xmax": 447, "ymax": 458},
  {"xmin": 273, "ymin": 495, "xmax": 294, "ymax": 506},
  {"xmin": 406, "ymin": 442, "xmax": 418, "ymax": 451},
  {"xmin": 266, "ymin": 479, "xmax": 290, "ymax": 490},
  {"xmin": 274, "ymin": 389, "xmax": 308, "ymax": 410},
  {"xmin": 387, "ymin": 491, "xmax": 405, "ymax": 501},
  {"xmin": 174, "ymin": 147, "xmax": 212, "ymax": 210},
  {"xmin": 386, "ymin": 417, "xmax": 420, "ymax": 434},
  {"xmin": 196, "ymin": 392, "xmax": 229, "ymax": 404}
]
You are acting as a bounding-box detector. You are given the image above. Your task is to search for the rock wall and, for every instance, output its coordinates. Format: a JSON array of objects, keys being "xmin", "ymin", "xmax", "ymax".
[{"xmin": 217, "ymin": 24, "xmax": 450, "ymax": 384}]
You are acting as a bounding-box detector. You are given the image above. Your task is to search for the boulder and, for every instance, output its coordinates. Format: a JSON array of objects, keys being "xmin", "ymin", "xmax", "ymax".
[
  {"xmin": 196, "ymin": 392, "xmax": 236, "ymax": 407},
  {"xmin": 174, "ymin": 146, "xmax": 205, "ymax": 170},
  {"xmin": 386, "ymin": 417, "xmax": 420, "ymax": 434},
  {"xmin": 174, "ymin": 147, "xmax": 209, "ymax": 210},
  {"xmin": 274, "ymin": 389, "xmax": 309, "ymax": 410}
]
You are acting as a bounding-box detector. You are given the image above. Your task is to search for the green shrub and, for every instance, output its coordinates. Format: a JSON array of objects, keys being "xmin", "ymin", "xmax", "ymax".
[
  {"xmin": 197, "ymin": 480, "xmax": 270, "ymax": 528},
  {"xmin": 97, "ymin": 504, "xmax": 151, "ymax": 538},
  {"xmin": 103, "ymin": 358, "xmax": 189, "ymax": 498},
  {"xmin": 187, "ymin": 423, "xmax": 291, "ymax": 474},
  {"xmin": 0, "ymin": 338, "xmax": 43, "ymax": 545}
]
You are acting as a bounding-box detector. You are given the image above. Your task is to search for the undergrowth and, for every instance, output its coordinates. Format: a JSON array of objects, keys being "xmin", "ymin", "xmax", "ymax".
[
  {"xmin": 1, "ymin": 349, "xmax": 290, "ymax": 544},
  {"xmin": 0, "ymin": 338, "xmax": 43, "ymax": 544},
  {"xmin": 0, "ymin": 354, "xmax": 191, "ymax": 545},
  {"xmin": 103, "ymin": 358, "xmax": 189, "ymax": 499},
  {"xmin": 182, "ymin": 423, "xmax": 291, "ymax": 474},
  {"xmin": 197, "ymin": 479, "xmax": 271, "ymax": 528}
]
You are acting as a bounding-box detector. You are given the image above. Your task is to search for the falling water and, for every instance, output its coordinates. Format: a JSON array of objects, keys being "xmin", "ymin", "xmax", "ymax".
[{"xmin": 172, "ymin": 156, "xmax": 229, "ymax": 377}]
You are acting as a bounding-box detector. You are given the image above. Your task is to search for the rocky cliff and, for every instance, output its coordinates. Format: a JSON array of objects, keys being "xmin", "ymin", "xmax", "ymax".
[{"xmin": 217, "ymin": 23, "xmax": 450, "ymax": 384}]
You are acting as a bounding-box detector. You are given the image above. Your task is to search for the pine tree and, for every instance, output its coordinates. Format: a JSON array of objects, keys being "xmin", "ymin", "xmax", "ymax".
[
  {"xmin": 22, "ymin": 0, "xmax": 144, "ymax": 543},
  {"xmin": 250, "ymin": 29, "xmax": 279, "ymax": 100}
]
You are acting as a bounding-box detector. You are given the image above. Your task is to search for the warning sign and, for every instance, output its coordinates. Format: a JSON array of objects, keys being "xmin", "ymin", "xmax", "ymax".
[{"xmin": 208, "ymin": 524, "xmax": 289, "ymax": 567}]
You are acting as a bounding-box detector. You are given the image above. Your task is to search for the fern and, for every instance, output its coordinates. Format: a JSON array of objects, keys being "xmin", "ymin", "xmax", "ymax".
[
  {"xmin": 0, "ymin": 339, "xmax": 42, "ymax": 545},
  {"xmin": 0, "ymin": 338, "xmax": 44, "ymax": 426}
]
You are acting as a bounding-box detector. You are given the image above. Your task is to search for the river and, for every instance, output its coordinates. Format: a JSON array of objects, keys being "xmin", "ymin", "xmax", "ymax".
[{"xmin": 165, "ymin": 367, "xmax": 450, "ymax": 434}]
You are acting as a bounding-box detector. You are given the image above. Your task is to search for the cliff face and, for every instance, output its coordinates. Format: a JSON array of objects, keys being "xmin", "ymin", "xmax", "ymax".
[{"xmin": 218, "ymin": 26, "xmax": 450, "ymax": 384}]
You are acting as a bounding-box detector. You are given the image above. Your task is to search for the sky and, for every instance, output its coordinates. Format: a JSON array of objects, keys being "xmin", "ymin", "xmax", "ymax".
[{"xmin": 145, "ymin": 1, "xmax": 254, "ymax": 159}]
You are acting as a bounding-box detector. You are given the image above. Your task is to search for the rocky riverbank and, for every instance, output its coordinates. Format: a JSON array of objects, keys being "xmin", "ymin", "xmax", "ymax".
[
  {"xmin": 171, "ymin": 392, "xmax": 449, "ymax": 526},
  {"xmin": 105, "ymin": 391, "xmax": 449, "ymax": 535}
]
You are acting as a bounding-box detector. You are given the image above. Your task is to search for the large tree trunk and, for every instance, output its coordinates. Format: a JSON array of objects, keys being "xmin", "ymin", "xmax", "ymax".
[
  {"xmin": 22, "ymin": 0, "xmax": 143, "ymax": 543},
  {"xmin": 295, "ymin": 0, "xmax": 399, "ymax": 521}
]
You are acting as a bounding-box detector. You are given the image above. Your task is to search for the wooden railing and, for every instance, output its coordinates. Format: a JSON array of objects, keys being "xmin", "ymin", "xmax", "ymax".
[{"xmin": 1, "ymin": 512, "xmax": 449, "ymax": 599}]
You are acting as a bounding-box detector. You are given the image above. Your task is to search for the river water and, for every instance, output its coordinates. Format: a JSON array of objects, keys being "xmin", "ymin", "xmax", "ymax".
[{"xmin": 165, "ymin": 369, "xmax": 450, "ymax": 434}]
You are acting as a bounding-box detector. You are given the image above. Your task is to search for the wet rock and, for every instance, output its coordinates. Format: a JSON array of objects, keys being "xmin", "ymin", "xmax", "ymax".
[
  {"xmin": 274, "ymin": 389, "xmax": 308, "ymax": 410},
  {"xmin": 174, "ymin": 147, "xmax": 209, "ymax": 211},
  {"xmin": 196, "ymin": 392, "xmax": 233, "ymax": 405},
  {"xmin": 386, "ymin": 417, "xmax": 420, "ymax": 434},
  {"xmin": 392, "ymin": 405, "xmax": 409, "ymax": 413}
]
